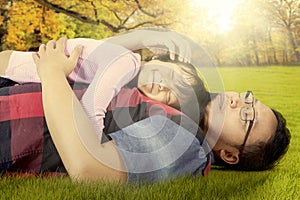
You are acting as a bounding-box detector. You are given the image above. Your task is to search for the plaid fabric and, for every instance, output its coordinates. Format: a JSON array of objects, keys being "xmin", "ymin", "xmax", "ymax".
[
  {"xmin": 0, "ymin": 80, "xmax": 68, "ymax": 175},
  {"xmin": 0, "ymin": 77, "xmax": 211, "ymax": 177},
  {"xmin": 102, "ymin": 87, "xmax": 206, "ymax": 144}
]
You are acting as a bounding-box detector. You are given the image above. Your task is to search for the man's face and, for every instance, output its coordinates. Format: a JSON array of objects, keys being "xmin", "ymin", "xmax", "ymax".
[{"xmin": 206, "ymin": 92, "xmax": 277, "ymax": 151}]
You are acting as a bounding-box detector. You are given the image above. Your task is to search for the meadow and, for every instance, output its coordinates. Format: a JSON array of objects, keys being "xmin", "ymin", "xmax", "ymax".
[{"xmin": 0, "ymin": 66, "xmax": 299, "ymax": 200}]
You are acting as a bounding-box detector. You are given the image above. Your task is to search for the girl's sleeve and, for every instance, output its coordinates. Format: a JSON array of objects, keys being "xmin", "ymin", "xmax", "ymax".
[
  {"xmin": 4, "ymin": 38, "xmax": 102, "ymax": 84},
  {"xmin": 78, "ymin": 41, "xmax": 141, "ymax": 142}
]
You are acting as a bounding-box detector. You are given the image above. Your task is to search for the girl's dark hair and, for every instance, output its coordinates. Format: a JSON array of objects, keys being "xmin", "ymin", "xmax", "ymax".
[
  {"xmin": 149, "ymin": 54, "xmax": 211, "ymax": 125},
  {"xmin": 214, "ymin": 109, "xmax": 291, "ymax": 171}
]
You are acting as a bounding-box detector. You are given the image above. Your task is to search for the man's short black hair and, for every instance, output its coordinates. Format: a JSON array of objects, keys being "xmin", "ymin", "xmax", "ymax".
[{"xmin": 214, "ymin": 108, "xmax": 291, "ymax": 171}]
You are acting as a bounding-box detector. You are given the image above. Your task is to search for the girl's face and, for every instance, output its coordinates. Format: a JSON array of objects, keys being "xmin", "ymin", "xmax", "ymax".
[{"xmin": 137, "ymin": 60, "xmax": 184, "ymax": 108}]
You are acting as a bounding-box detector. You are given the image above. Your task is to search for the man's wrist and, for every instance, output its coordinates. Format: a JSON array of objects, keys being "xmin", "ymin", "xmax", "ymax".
[{"xmin": 38, "ymin": 69, "xmax": 67, "ymax": 82}]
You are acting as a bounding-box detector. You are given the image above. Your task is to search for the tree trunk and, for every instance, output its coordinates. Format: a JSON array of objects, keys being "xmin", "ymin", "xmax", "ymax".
[
  {"xmin": 252, "ymin": 38, "xmax": 260, "ymax": 66},
  {"xmin": 268, "ymin": 28, "xmax": 278, "ymax": 65},
  {"xmin": 287, "ymin": 27, "xmax": 300, "ymax": 63},
  {"xmin": 282, "ymin": 49, "xmax": 288, "ymax": 65},
  {"xmin": 0, "ymin": 5, "xmax": 9, "ymax": 51}
]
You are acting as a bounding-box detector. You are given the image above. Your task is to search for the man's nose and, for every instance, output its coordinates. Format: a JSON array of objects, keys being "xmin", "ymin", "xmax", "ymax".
[{"xmin": 229, "ymin": 95, "xmax": 243, "ymax": 108}]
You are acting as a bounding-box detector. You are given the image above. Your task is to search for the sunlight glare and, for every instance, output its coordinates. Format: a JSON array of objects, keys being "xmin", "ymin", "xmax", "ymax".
[{"xmin": 191, "ymin": 0, "xmax": 244, "ymax": 33}]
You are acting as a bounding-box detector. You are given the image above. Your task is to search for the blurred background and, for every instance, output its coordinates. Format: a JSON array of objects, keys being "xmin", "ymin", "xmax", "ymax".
[{"xmin": 0, "ymin": 0, "xmax": 299, "ymax": 66}]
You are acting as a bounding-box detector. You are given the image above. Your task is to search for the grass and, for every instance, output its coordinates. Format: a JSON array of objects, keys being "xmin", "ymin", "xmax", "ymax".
[{"xmin": 0, "ymin": 66, "xmax": 299, "ymax": 200}]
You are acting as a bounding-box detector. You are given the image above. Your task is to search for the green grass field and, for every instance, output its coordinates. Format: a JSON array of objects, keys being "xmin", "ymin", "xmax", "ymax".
[{"xmin": 0, "ymin": 67, "xmax": 299, "ymax": 200}]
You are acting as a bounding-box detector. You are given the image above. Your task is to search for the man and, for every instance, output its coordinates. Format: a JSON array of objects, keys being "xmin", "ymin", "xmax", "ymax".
[
  {"xmin": 0, "ymin": 30, "xmax": 290, "ymax": 183},
  {"xmin": 205, "ymin": 91, "xmax": 290, "ymax": 171}
]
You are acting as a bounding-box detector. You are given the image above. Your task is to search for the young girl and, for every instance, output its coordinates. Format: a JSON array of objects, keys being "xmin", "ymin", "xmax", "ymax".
[{"xmin": 0, "ymin": 35, "xmax": 209, "ymax": 142}]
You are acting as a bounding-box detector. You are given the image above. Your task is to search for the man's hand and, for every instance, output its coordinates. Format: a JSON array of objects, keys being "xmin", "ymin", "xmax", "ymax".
[{"xmin": 33, "ymin": 37, "xmax": 83, "ymax": 79}]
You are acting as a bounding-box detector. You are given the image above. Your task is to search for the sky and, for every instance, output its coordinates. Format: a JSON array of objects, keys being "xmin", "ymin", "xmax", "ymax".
[{"xmin": 191, "ymin": 0, "xmax": 244, "ymax": 33}]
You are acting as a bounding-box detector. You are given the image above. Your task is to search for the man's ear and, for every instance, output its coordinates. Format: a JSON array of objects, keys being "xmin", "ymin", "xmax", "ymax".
[{"xmin": 219, "ymin": 149, "xmax": 240, "ymax": 165}]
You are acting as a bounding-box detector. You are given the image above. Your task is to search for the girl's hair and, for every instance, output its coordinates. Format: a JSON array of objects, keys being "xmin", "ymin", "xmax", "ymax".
[{"xmin": 149, "ymin": 54, "xmax": 211, "ymax": 125}]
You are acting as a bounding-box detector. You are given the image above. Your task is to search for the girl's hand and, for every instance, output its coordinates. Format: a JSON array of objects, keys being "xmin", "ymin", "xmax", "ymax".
[{"xmin": 33, "ymin": 37, "xmax": 83, "ymax": 79}]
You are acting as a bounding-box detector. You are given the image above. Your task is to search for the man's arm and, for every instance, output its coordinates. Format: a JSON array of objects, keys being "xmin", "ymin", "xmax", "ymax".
[{"xmin": 33, "ymin": 37, "xmax": 127, "ymax": 183}]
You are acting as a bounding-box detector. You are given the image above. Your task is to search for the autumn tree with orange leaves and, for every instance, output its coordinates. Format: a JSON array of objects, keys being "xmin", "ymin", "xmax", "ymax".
[{"xmin": 0, "ymin": 0, "xmax": 192, "ymax": 50}]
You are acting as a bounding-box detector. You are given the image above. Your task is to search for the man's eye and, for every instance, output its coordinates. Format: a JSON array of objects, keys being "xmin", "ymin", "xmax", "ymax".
[
  {"xmin": 244, "ymin": 113, "xmax": 248, "ymax": 122},
  {"xmin": 241, "ymin": 111, "xmax": 248, "ymax": 122}
]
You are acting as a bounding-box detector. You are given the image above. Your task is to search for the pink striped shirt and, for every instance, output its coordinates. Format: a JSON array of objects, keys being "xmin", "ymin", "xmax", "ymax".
[{"xmin": 5, "ymin": 38, "xmax": 141, "ymax": 141}]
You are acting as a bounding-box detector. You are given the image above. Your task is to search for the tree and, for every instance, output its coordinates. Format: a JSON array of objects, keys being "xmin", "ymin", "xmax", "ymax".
[
  {"xmin": 266, "ymin": 0, "xmax": 300, "ymax": 62},
  {"xmin": 0, "ymin": 0, "xmax": 10, "ymax": 50},
  {"xmin": 1, "ymin": 0, "xmax": 194, "ymax": 50},
  {"xmin": 225, "ymin": 0, "xmax": 270, "ymax": 66},
  {"xmin": 3, "ymin": 0, "xmax": 77, "ymax": 50},
  {"xmin": 222, "ymin": 0, "xmax": 300, "ymax": 65}
]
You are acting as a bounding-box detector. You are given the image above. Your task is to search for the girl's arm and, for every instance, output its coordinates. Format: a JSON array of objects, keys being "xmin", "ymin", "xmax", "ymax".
[
  {"xmin": 78, "ymin": 42, "xmax": 141, "ymax": 142},
  {"xmin": 105, "ymin": 29, "xmax": 192, "ymax": 63},
  {"xmin": 33, "ymin": 37, "xmax": 127, "ymax": 183},
  {"xmin": 0, "ymin": 50, "xmax": 12, "ymax": 76}
]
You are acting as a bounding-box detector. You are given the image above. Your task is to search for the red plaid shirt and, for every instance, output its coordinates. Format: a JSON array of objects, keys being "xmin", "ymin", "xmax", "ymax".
[{"xmin": 0, "ymin": 77, "xmax": 211, "ymax": 177}]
